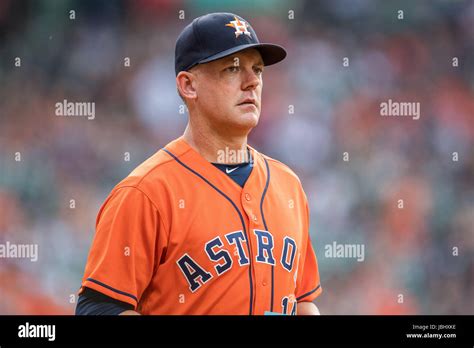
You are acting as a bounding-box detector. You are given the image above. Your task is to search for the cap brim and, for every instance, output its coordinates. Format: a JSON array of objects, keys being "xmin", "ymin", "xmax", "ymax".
[{"xmin": 198, "ymin": 43, "xmax": 287, "ymax": 67}]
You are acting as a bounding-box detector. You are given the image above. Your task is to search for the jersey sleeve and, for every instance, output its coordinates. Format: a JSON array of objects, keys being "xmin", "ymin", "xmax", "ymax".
[
  {"xmin": 75, "ymin": 288, "xmax": 134, "ymax": 315},
  {"xmin": 295, "ymin": 196, "xmax": 322, "ymax": 303},
  {"xmin": 78, "ymin": 186, "xmax": 166, "ymax": 310}
]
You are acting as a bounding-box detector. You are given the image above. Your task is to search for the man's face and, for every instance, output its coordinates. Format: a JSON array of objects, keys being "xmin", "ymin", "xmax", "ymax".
[{"xmin": 191, "ymin": 48, "xmax": 264, "ymax": 136}]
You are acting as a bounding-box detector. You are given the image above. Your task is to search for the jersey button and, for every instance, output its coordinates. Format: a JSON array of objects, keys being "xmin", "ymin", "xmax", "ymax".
[
  {"xmin": 252, "ymin": 214, "xmax": 258, "ymax": 222},
  {"xmin": 245, "ymin": 193, "xmax": 251, "ymax": 201},
  {"xmin": 262, "ymin": 281, "xmax": 267, "ymax": 286}
]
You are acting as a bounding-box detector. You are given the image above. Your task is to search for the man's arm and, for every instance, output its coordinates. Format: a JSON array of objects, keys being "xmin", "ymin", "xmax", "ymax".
[
  {"xmin": 79, "ymin": 187, "xmax": 164, "ymax": 315},
  {"xmin": 75, "ymin": 287, "xmax": 134, "ymax": 315},
  {"xmin": 297, "ymin": 301, "xmax": 320, "ymax": 315}
]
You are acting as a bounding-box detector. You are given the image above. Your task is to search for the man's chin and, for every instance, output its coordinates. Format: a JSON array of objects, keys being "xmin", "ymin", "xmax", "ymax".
[{"xmin": 235, "ymin": 112, "xmax": 260, "ymax": 130}]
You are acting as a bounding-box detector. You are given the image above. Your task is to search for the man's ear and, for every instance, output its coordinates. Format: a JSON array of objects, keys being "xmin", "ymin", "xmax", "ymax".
[{"xmin": 176, "ymin": 71, "xmax": 198, "ymax": 103}]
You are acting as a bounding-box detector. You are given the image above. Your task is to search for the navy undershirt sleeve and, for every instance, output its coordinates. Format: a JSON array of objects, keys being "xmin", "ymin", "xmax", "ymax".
[{"xmin": 75, "ymin": 287, "xmax": 134, "ymax": 315}]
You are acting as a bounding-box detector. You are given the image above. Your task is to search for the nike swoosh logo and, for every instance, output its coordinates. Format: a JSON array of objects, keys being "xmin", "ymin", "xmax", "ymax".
[{"xmin": 226, "ymin": 167, "xmax": 238, "ymax": 174}]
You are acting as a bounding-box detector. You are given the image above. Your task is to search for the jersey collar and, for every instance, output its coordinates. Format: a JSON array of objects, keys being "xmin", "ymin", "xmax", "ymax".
[{"xmin": 164, "ymin": 136, "xmax": 265, "ymax": 193}]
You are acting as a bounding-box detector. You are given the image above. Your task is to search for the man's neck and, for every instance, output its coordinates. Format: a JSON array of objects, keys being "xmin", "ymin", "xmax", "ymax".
[{"xmin": 182, "ymin": 124, "xmax": 249, "ymax": 164}]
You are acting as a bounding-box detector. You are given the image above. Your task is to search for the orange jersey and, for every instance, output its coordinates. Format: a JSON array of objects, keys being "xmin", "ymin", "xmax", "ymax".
[{"xmin": 79, "ymin": 136, "xmax": 322, "ymax": 314}]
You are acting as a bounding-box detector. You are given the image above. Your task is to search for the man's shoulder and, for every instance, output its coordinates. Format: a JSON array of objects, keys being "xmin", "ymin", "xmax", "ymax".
[
  {"xmin": 118, "ymin": 149, "xmax": 174, "ymax": 188},
  {"xmin": 114, "ymin": 137, "xmax": 189, "ymax": 192},
  {"xmin": 258, "ymin": 152, "xmax": 303, "ymax": 187},
  {"xmin": 257, "ymin": 152, "xmax": 309, "ymax": 206}
]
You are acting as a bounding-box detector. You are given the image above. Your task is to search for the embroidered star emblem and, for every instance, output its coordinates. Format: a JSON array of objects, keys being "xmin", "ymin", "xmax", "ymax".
[{"xmin": 225, "ymin": 16, "xmax": 252, "ymax": 38}]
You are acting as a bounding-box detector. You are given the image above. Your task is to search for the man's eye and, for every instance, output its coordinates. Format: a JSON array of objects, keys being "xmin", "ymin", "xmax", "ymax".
[
  {"xmin": 254, "ymin": 67, "xmax": 263, "ymax": 75},
  {"xmin": 226, "ymin": 66, "xmax": 240, "ymax": 72}
]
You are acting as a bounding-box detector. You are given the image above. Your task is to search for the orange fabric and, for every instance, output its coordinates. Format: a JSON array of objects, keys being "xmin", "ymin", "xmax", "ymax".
[{"xmin": 79, "ymin": 136, "xmax": 321, "ymax": 314}]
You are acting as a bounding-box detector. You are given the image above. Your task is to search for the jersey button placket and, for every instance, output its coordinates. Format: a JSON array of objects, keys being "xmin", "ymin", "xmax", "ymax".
[{"xmin": 241, "ymin": 191, "xmax": 259, "ymax": 314}]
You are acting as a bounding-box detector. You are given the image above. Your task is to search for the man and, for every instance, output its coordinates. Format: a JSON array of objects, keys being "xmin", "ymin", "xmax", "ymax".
[{"xmin": 76, "ymin": 12, "xmax": 322, "ymax": 315}]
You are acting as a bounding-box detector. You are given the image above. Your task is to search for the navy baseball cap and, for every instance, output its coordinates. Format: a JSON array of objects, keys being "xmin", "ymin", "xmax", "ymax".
[{"xmin": 175, "ymin": 12, "xmax": 287, "ymax": 75}]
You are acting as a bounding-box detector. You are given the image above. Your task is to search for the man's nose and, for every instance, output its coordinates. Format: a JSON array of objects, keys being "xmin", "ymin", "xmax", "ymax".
[{"xmin": 242, "ymin": 68, "xmax": 261, "ymax": 90}]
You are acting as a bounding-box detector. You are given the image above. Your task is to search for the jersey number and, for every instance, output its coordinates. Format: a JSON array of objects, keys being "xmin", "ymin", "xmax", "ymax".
[{"xmin": 281, "ymin": 296, "xmax": 297, "ymax": 315}]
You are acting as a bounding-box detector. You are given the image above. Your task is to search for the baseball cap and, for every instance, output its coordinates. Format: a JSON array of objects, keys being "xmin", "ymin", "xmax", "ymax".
[{"xmin": 175, "ymin": 12, "xmax": 287, "ymax": 75}]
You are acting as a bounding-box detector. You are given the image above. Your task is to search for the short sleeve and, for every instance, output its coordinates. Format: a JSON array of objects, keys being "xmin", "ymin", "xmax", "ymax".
[
  {"xmin": 79, "ymin": 186, "xmax": 165, "ymax": 309},
  {"xmin": 295, "ymin": 196, "xmax": 322, "ymax": 303}
]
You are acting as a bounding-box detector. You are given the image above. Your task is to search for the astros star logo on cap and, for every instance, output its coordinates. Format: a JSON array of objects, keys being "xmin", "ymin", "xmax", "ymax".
[{"xmin": 225, "ymin": 16, "xmax": 251, "ymax": 38}]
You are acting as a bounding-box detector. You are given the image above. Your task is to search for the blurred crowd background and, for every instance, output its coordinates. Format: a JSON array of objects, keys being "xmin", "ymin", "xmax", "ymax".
[{"xmin": 0, "ymin": 0, "xmax": 473, "ymax": 314}]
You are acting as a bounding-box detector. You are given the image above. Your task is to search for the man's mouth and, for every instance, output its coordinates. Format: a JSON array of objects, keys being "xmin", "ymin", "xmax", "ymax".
[{"xmin": 237, "ymin": 99, "xmax": 257, "ymax": 107}]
